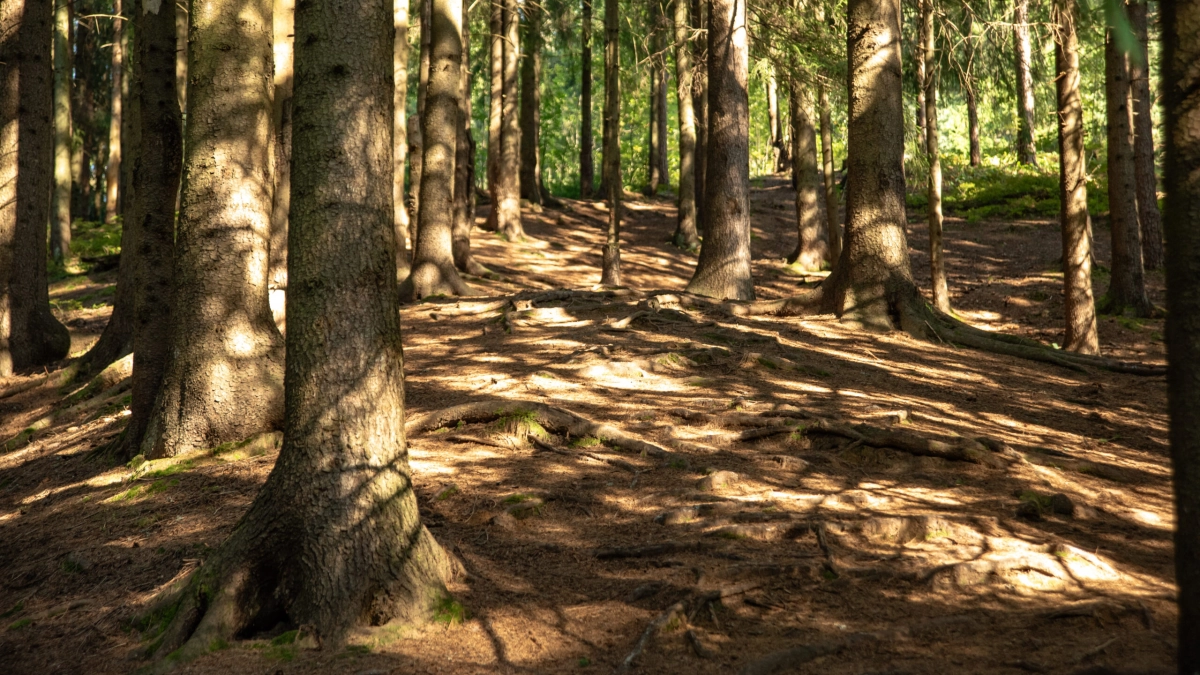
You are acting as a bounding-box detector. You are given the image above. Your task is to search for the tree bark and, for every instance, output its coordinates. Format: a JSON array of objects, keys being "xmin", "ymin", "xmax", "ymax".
[
  {"xmin": 787, "ymin": 83, "xmax": 826, "ymax": 272},
  {"xmin": 519, "ymin": 1, "xmax": 544, "ymax": 204},
  {"xmin": 105, "ymin": 0, "xmax": 123, "ymax": 224},
  {"xmin": 768, "ymin": 74, "xmax": 783, "ymax": 173},
  {"xmin": 580, "ymin": 0, "xmax": 595, "ymax": 197},
  {"xmin": 1014, "ymin": 0, "xmax": 1037, "ymax": 164},
  {"xmin": 117, "ymin": 0, "xmax": 184, "ymax": 458},
  {"xmin": 1129, "ymin": 0, "xmax": 1163, "ymax": 270},
  {"xmin": 395, "ymin": 0, "xmax": 413, "ymax": 275},
  {"xmin": 1103, "ymin": 12, "xmax": 1151, "ymax": 317},
  {"xmin": 601, "ymin": 0, "xmax": 622, "ymax": 285},
  {"xmin": 685, "ymin": 0, "xmax": 753, "ymax": 300},
  {"xmin": 140, "ymin": 0, "xmax": 284, "ymax": 459},
  {"xmin": 1162, "ymin": 0, "xmax": 1200, "ymax": 666},
  {"xmin": 148, "ymin": 0, "xmax": 456, "ymax": 656},
  {"xmin": 0, "ymin": 0, "xmax": 71, "ymax": 376},
  {"xmin": 487, "ymin": 0, "xmax": 502, "ymax": 217},
  {"xmin": 492, "ymin": 0, "xmax": 524, "ymax": 239},
  {"xmin": 923, "ymin": 0, "xmax": 949, "ymax": 312},
  {"xmin": 819, "ymin": 0, "xmax": 917, "ymax": 329},
  {"xmin": 405, "ymin": 0, "xmax": 472, "ymax": 299},
  {"xmin": 69, "ymin": 6, "xmax": 93, "ymax": 222},
  {"xmin": 271, "ymin": 0, "xmax": 295, "ymax": 327},
  {"xmin": 672, "ymin": 0, "xmax": 698, "ymax": 249},
  {"xmin": 963, "ymin": 10, "xmax": 981, "ymax": 166},
  {"xmin": 915, "ymin": 14, "xmax": 926, "ymax": 148},
  {"xmin": 51, "ymin": 0, "xmax": 72, "ymax": 264},
  {"xmin": 691, "ymin": 0, "xmax": 707, "ymax": 234},
  {"xmin": 452, "ymin": 9, "xmax": 483, "ymax": 276},
  {"xmin": 410, "ymin": 0, "xmax": 431, "ymax": 231},
  {"xmin": 1054, "ymin": 0, "xmax": 1098, "ymax": 354},
  {"xmin": 818, "ymin": 84, "xmax": 841, "ymax": 262},
  {"xmin": 648, "ymin": 0, "xmax": 669, "ymax": 195},
  {"xmin": 177, "ymin": 1, "xmax": 188, "ymax": 115}
]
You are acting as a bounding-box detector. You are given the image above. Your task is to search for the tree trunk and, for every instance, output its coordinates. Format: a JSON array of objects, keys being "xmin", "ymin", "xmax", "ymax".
[
  {"xmin": 787, "ymin": 84, "xmax": 826, "ymax": 272},
  {"xmin": 177, "ymin": 1, "xmax": 189, "ymax": 115},
  {"xmin": 118, "ymin": 0, "xmax": 184, "ymax": 458},
  {"xmin": 105, "ymin": 0, "xmax": 123, "ymax": 224},
  {"xmin": 1103, "ymin": 13, "xmax": 1151, "ymax": 317},
  {"xmin": 519, "ymin": 2, "xmax": 544, "ymax": 204},
  {"xmin": 0, "ymin": 0, "xmax": 71, "ymax": 376},
  {"xmin": 410, "ymin": 0, "xmax": 431, "ymax": 230},
  {"xmin": 270, "ymin": 0, "xmax": 295, "ymax": 327},
  {"xmin": 51, "ymin": 0, "xmax": 72, "ymax": 264},
  {"xmin": 493, "ymin": 0, "xmax": 523, "ymax": 239},
  {"xmin": 685, "ymin": 0, "xmax": 753, "ymax": 300},
  {"xmin": 140, "ymin": 0, "xmax": 284, "ymax": 459},
  {"xmin": 819, "ymin": 0, "xmax": 917, "ymax": 329},
  {"xmin": 1014, "ymin": 0, "xmax": 1037, "ymax": 165},
  {"xmin": 395, "ymin": 0, "xmax": 413, "ymax": 275},
  {"xmin": 964, "ymin": 11, "xmax": 981, "ymax": 166},
  {"xmin": 1054, "ymin": 0, "xmax": 1098, "ymax": 354},
  {"xmin": 1129, "ymin": 0, "xmax": 1163, "ymax": 270},
  {"xmin": 923, "ymin": 0, "xmax": 949, "ymax": 312},
  {"xmin": 453, "ymin": 9, "xmax": 483, "ymax": 276},
  {"xmin": 407, "ymin": 0, "xmax": 470, "ymax": 299},
  {"xmin": 818, "ymin": 84, "xmax": 841, "ymax": 262},
  {"xmin": 672, "ymin": 0, "xmax": 698, "ymax": 249},
  {"xmin": 768, "ymin": 74, "xmax": 782, "ymax": 173},
  {"xmin": 915, "ymin": 18, "xmax": 926, "ymax": 148},
  {"xmin": 148, "ymin": 0, "xmax": 456, "ymax": 657},
  {"xmin": 580, "ymin": 0, "xmax": 595, "ymax": 197},
  {"xmin": 69, "ymin": 6, "xmax": 93, "ymax": 222},
  {"xmin": 487, "ymin": 0, "xmax": 502, "ymax": 220},
  {"xmin": 647, "ymin": 0, "xmax": 669, "ymax": 195},
  {"xmin": 601, "ymin": 0, "xmax": 622, "ymax": 285},
  {"xmin": 1162, "ymin": 0, "xmax": 1200, "ymax": 665},
  {"xmin": 691, "ymin": 0, "xmax": 707, "ymax": 234}
]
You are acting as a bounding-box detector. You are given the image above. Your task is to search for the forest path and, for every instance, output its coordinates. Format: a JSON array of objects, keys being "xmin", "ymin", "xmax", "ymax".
[{"xmin": 0, "ymin": 177, "xmax": 1174, "ymax": 674}]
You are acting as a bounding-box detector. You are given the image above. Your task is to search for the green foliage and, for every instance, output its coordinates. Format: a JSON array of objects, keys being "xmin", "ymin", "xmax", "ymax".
[
  {"xmin": 434, "ymin": 595, "xmax": 469, "ymax": 625},
  {"xmin": 569, "ymin": 436, "xmax": 602, "ymax": 448}
]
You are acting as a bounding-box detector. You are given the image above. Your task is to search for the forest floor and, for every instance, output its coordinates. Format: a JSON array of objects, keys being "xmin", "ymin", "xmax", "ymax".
[{"xmin": 0, "ymin": 175, "xmax": 1175, "ymax": 674}]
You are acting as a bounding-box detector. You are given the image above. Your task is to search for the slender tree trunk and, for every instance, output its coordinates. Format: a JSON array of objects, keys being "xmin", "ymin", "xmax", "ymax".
[
  {"xmin": 672, "ymin": 0, "xmax": 698, "ymax": 249},
  {"xmin": 148, "ymin": 0, "xmax": 456, "ymax": 657},
  {"xmin": 453, "ymin": 0, "xmax": 486, "ymax": 276},
  {"xmin": 0, "ymin": 0, "xmax": 71, "ymax": 376},
  {"xmin": 117, "ymin": 0, "xmax": 184, "ymax": 457},
  {"xmin": 1162, "ymin": 0, "xmax": 1200, "ymax": 666},
  {"xmin": 964, "ymin": 11, "xmax": 981, "ymax": 166},
  {"xmin": 819, "ymin": 0, "xmax": 916, "ymax": 328},
  {"xmin": 580, "ymin": 0, "xmax": 595, "ymax": 197},
  {"xmin": 1103, "ymin": 12, "xmax": 1151, "ymax": 317},
  {"xmin": 787, "ymin": 84, "xmax": 826, "ymax": 272},
  {"xmin": 140, "ymin": 0, "xmax": 284, "ymax": 459},
  {"xmin": 915, "ymin": 17, "xmax": 926, "ymax": 147},
  {"xmin": 270, "ymin": 0, "xmax": 295, "ymax": 327},
  {"xmin": 768, "ymin": 74, "xmax": 783, "ymax": 173},
  {"xmin": 70, "ymin": 6, "xmax": 92, "ymax": 221},
  {"xmin": 395, "ymin": 0, "xmax": 412, "ymax": 274},
  {"xmin": 1014, "ymin": 0, "xmax": 1037, "ymax": 164},
  {"xmin": 410, "ymin": 0, "xmax": 432, "ymax": 230},
  {"xmin": 601, "ymin": 0, "xmax": 622, "ymax": 285},
  {"xmin": 1054, "ymin": 0, "xmax": 1098, "ymax": 354},
  {"xmin": 924, "ymin": 0, "xmax": 949, "ymax": 311},
  {"xmin": 691, "ymin": 0, "xmax": 707, "ymax": 234},
  {"xmin": 519, "ymin": 2, "xmax": 544, "ymax": 204},
  {"xmin": 105, "ymin": 0, "xmax": 123, "ymax": 224},
  {"xmin": 51, "ymin": 0, "xmax": 73, "ymax": 263},
  {"xmin": 685, "ymin": 0, "xmax": 753, "ymax": 300},
  {"xmin": 647, "ymin": 0, "xmax": 669, "ymax": 194},
  {"xmin": 496, "ymin": 0, "xmax": 523, "ymax": 239},
  {"xmin": 1129, "ymin": 0, "xmax": 1163, "ymax": 270},
  {"xmin": 818, "ymin": 84, "xmax": 841, "ymax": 263},
  {"xmin": 486, "ymin": 0, "xmax": 502, "ymax": 225}
]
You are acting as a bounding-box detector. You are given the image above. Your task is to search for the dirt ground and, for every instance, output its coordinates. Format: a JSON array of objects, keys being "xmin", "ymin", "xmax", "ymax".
[{"xmin": 0, "ymin": 176, "xmax": 1175, "ymax": 674}]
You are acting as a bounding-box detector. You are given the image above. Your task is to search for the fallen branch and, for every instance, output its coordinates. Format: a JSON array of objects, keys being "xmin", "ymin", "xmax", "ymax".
[{"xmin": 614, "ymin": 600, "xmax": 686, "ymax": 674}]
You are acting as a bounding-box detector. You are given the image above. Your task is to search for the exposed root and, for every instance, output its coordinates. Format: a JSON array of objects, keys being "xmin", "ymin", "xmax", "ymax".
[
  {"xmin": 529, "ymin": 436, "xmax": 641, "ymax": 473},
  {"xmin": 614, "ymin": 600, "xmax": 687, "ymax": 674},
  {"xmin": 595, "ymin": 540, "xmax": 708, "ymax": 560},
  {"xmin": 810, "ymin": 421, "xmax": 1011, "ymax": 468}
]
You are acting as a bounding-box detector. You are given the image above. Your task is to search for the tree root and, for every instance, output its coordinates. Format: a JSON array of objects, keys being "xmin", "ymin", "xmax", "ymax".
[
  {"xmin": 596, "ymin": 540, "xmax": 708, "ymax": 560},
  {"xmin": 529, "ymin": 436, "xmax": 641, "ymax": 473},
  {"xmin": 406, "ymin": 400, "xmax": 676, "ymax": 461},
  {"xmin": 810, "ymin": 420, "xmax": 1011, "ymax": 469}
]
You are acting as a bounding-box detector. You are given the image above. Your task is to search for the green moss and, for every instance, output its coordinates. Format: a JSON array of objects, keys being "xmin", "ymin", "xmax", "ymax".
[
  {"xmin": 570, "ymin": 436, "xmax": 602, "ymax": 448},
  {"xmin": 209, "ymin": 638, "xmax": 230, "ymax": 652},
  {"xmin": 494, "ymin": 408, "xmax": 548, "ymax": 439},
  {"xmin": 8, "ymin": 618, "xmax": 31, "ymax": 631},
  {"xmin": 1, "ymin": 601, "xmax": 23, "ymax": 619},
  {"xmin": 271, "ymin": 630, "xmax": 299, "ymax": 646},
  {"xmin": 504, "ymin": 493, "xmax": 536, "ymax": 504},
  {"xmin": 434, "ymin": 595, "xmax": 468, "ymax": 625}
]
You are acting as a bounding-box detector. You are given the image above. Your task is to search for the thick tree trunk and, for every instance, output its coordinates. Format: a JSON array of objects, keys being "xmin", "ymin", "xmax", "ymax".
[
  {"xmin": 140, "ymin": 0, "xmax": 284, "ymax": 459},
  {"xmin": 149, "ymin": 0, "xmax": 456, "ymax": 657},
  {"xmin": 0, "ymin": 0, "xmax": 71, "ymax": 376},
  {"xmin": 1014, "ymin": 0, "xmax": 1037, "ymax": 164},
  {"xmin": 270, "ymin": 0, "xmax": 295, "ymax": 327},
  {"xmin": 493, "ymin": 0, "xmax": 524, "ymax": 239},
  {"xmin": 691, "ymin": 0, "xmax": 707, "ymax": 234},
  {"xmin": 818, "ymin": 84, "xmax": 841, "ymax": 263},
  {"xmin": 923, "ymin": 0, "xmax": 949, "ymax": 312},
  {"xmin": 410, "ymin": 0, "xmax": 431, "ymax": 231},
  {"xmin": 1054, "ymin": 0, "xmax": 1098, "ymax": 354},
  {"xmin": 519, "ymin": 2, "xmax": 544, "ymax": 204},
  {"xmin": 118, "ymin": 0, "xmax": 184, "ymax": 457},
  {"xmin": 1103, "ymin": 16, "xmax": 1152, "ymax": 317},
  {"xmin": 1129, "ymin": 0, "xmax": 1163, "ymax": 270},
  {"xmin": 672, "ymin": 0, "xmax": 698, "ymax": 249},
  {"xmin": 685, "ymin": 0, "xmax": 753, "ymax": 300},
  {"xmin": 395, "ymin": 0, "xmax": 412, "ymax": 274},
  {"xmin": 819, "ymin": 0, "xmax": 917, "ymax": 329},
  {"xmin": 487, "ymin": 0, "xmax": 503, "ymax": 220},
  {"xmin": 787, "ymin": 84, "xmax": 826, "ymax": 272},
  {"xmin": 406, "ymin": 0, "xmax": 472, "ymax": 299},
  {"xmin": 964, "ymin": 11, "xmax": 981, "ymax": 166},
  {"xmin": 105, "ymin": 0, "xmax": 123, "ymax": 224},
  {"xmin": 580, "ymin": 0, "xmax": 595, "ymax": 197},
  {"xmin": 51, "ymin": 0, "xmax": 72, "ymax": 264},
  {"xmin": 453, "ymin": 10, "xmax": 483, "ymax": 276},
  {"xmin": 601, "ymin": 0, "xmax": 622, "ymax": 285},
  {"xmin": 1162, "ymin": 0, "xmax": 1200, "ymax": 666}
]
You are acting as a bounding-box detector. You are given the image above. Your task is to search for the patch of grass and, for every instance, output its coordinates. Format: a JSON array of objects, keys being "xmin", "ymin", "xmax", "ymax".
[
  {"xmin": 8, "ymin": 618, "xmax": 31, "ymax": 631},
  {"xmin": 1, "ymin": 601, "xmax": 23, "ymax": 619},
  {"xmin": 434, "ymin": 595, "xmax": 468, "ymax": 625},
  {"xmin": 208, "ymin": 638, "xmax": 230, "ymax": 652},
  {"xmin": 504, "ymin": 493, "xmax": 537, "ymax": 504},
  {"xmin": 570, "ymin": 436, "xmax": 602, "ymax": 448},
  {"xmin": 435, "ymin": 485, "xmax": 459, "ymax": 500},
  {"xmin": 716, "ymin": 530, "xmax": 747, "ymax": 540},
  {"xmin": 494, "ymin": 408, "xmax": 549, "ymax": 440},
  {"xmin": 686, "ymin": 377, "xmax": 716, "ymax": 388},
  {"xmin": 668, "ymin": 458, "xmax": 688, "ymax": 470},
  {"xmin": 578, "ymin": 656, "xmax": 592, "ymax": 667},
  {"xmin": 341, "ymin": 644, "xmax": 372, "ymax": 656},
  {"xmin": 110, "ymin": 485, "xmax": 143, "ymax": 502},
  {"xmin": 1117, "ymin": 316, "xmax": 1145, "ymax": 331},
  {"xmin": 1026, "ymin": 289, "xmax": 1050, "ymax": 302},
  {"xmin": 756, "ymin": 356, "xmax": 780, "ymax": 370},
  {"xmin": 271, "ymin": 630, "xmax": 299, "ymax": 646}
]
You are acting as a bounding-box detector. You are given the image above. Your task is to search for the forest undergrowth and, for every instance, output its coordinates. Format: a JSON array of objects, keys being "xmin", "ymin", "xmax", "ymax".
[{"xmin": 0, "ymin": 176, "xmax": 1175, "ymax": 674}]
